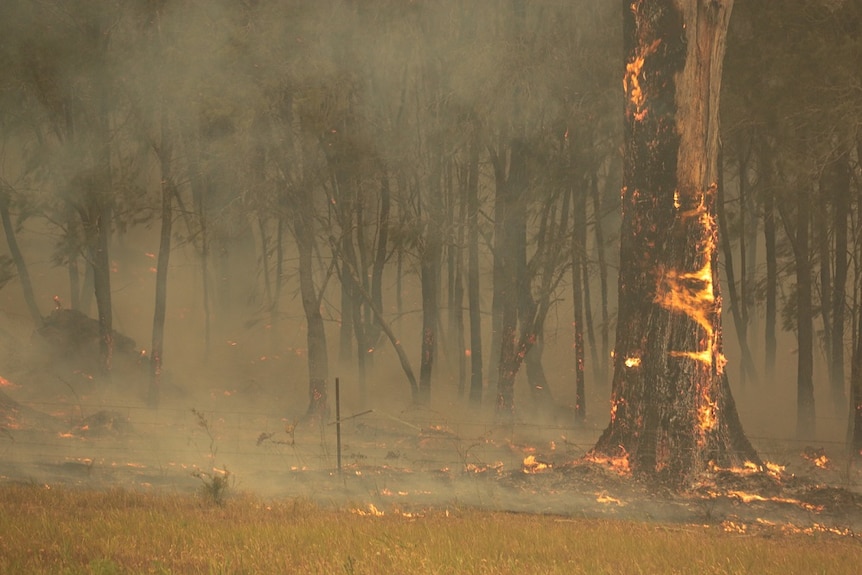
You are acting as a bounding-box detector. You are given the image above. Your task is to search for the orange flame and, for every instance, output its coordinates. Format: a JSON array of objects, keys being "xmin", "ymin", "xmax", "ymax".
[{"xmin": 522, "ymin": 455, "xmax": 551, "ymax": 474}]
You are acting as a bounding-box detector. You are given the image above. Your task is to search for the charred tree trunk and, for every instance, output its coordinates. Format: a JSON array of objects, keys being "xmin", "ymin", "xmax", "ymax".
[
  {"xmin": 494, "ymin": 136, "xmax": 528, "ymax": 419},
  {"xmin": 467, "ymin": 127, "xmax": 484, "ymax": 406},
  {"xmin": 447, "ymin": 162, "xmax": 467, "ymax": 396},
  {"xmin": 82, "ymin": 196, "xmax": 113, "ymax": 379},
  {"xmin": 794, "ymin": 185, "xmax": 816, "ymax": 439},
  {"xmin": 0, "ymin": 193, "xmax": 42, "ymax": 326},
  {"xmin": 148, "ymin": 114, "xmax": 174, "ymax": 409},
  {"xmin": 296, "ymin": 196, "xmax": 329, "ymax": 418},
  {"xmin": 829, "ymin": 155, "xmax": 850, "ymax": 413},
  {"xmin": 590, "ymin": 164, "xmax": 611, "ymax": 385},
  {"xmin": 716, "ymin": 150, "xmax": 758, "ymax": 385},
  {"xmin": 762, "ymin": 152, "xmax": 777, "ymax": 384},
  {"xmin": 592, "ymin": 0, "xmax": 757, "ymax": 484},
  {"xmin": 849, "ymin": 272, "xmax": 862, "ymax": 461},
  {"xmin": 419, "ymin": 164, "xmax": 444, "ymax": 405},
  {"xmin": 571, "ymin": 182, "xmax": 587, "ymax": 420}
]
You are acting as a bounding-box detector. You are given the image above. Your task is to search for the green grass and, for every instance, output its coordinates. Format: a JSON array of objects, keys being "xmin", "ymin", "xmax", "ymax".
[{"xmin": 0, "ymin": 483, "xmax": 859, "ymax": 574}]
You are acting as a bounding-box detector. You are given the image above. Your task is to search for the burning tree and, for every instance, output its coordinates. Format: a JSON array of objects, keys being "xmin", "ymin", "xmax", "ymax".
[{"xmin": 591, "ymin": 0, "xmax": 758, "ymax": 483}]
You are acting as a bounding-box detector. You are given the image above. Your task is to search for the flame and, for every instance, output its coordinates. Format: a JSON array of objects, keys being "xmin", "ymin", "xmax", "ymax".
[
  {"xmin": 351, "ymin": 503, "xmax": 385, "ymax": 517},
  {"xmin": 596, "ymin": 492, "xmax": 626, "ymax": 506},
  {"xmin": 654, "ymin": 193, "xmax": 720, "ymax": 370},
  {"xmin": 584, "ymin": 448, "xmax": 631, "ymax": 476},
  {"xmin": 624, "ymin": 356, "xmax": 641, "ymax": 368},
  {"xmin": 623, "ymin": 39, "xmax": 661, "ymax": 119},
  {"xmin": 522, "ymin": 455, "xmax": 551, "ymax": 474},
  {"xmin": 802, "ymin": 448, "xmax": 831, "ymax": 469},
  {"xmin": 722, "ymin": 491, "xmax": 823, "ymax": 513}
]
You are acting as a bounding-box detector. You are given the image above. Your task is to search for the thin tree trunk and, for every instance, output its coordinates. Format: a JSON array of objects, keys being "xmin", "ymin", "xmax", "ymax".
[
  {"xmin": 762, "ymin": 150, "xmax": 777, "ymax": 384},
  {"xmin": 716, "ymin": 152, "xmax": 758, "ymax": 384},
  {"xmin": 590, "ymin": 164, "xmax": 611, "ymax": 385},
  {"xmin": 816, "ymin": 174, "xmax": 833, "ymax": 406},
  {"xmin": 149, "ymin": 114, "xmax": 174, "ymax": 409},
  {"xmin": 467, "ymin": 127, "xmax": 484, "ymax": 406},
  {"xmin": 571, "ymin": 183, "xmax": 587, "ymax": 420},
  {"xmin": 830, "ymin": 155, "xmax": 849, "ymax": 413},
  {"xmin": 783, "ymin": 185, "xmax": 816, "ymax": 439},
  {"xmin": 0, "ymin": 195, "xmax": 42, "ymax": 326},
  {"xmin": 296, "ymin": 198, "xmax": 329, "ymax": 418}
]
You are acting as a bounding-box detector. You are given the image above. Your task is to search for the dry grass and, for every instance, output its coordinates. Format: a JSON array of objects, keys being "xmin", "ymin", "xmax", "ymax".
[{"xmin": 0, "ymin": 483, "xmax": 860, "ymax": 574}]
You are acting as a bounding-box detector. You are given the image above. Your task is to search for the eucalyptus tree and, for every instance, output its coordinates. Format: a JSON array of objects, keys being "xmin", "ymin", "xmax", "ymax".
[{"xmin": 592, "ymin": 0, "xmax": 758, "ymax": 483}]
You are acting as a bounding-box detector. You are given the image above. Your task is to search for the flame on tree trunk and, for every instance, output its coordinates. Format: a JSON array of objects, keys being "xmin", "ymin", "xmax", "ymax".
[{"xmin": 592, "ymin": 0, "xmax": 757, "ymax": 484}]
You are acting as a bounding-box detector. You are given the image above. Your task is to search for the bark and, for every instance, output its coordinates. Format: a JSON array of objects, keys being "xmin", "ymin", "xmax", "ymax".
[
  {"xmin": 572, "ymin": 183, "xmax": 587, "ymax": 420},
  {"xmin": 467, "ymin": 127, "xmax": 484, "ymax": 406},
  {"xmin": 850, "ymin": 298, "xmax": 862, "ymax": 460},
  {"xmin": 762, "ymin": 153, "xmax": 777, "ymax": 384},
  {"xmin": 494, "ymin": 136, "xmax": 528, "ymax": 419},
  {"xmin": 296, "ymin": 198, "xmax": 329, "ymax": 418},
  {"xmin": 796, "ymin": 187, "xmax": 816, "ymax": 439},
  {"xmin": 715, "ymin": 151, "xmax": 758, "ymax": 384},
  {"xmin": 815, "ymin": 173, "xmax": 833, "ymax": 405},
  {"xmin": 83, "ymin": 196, "xmax": 113, "ymax": 379},
  {"xmin": 419, "ymin": 162, "xmax": 444, "ymax": 405},
  {"xmin": 829, "ymin": 156, "xmax": 849, "ymax": 413},
  {"xmin": 148, "ymin": 114, "xmax": 174, "ymax": 409},
  {"xmin": 336, "ymin": 240, "xmax": 419, "ymax": 401},
  {"xmin": 593, "ymin": 0, "xmax": 757, "ymax": 484},
  {"xmin": 590, "ymin": 165, "xmax": 611, "ymax": 385},
  {"xmin": 0, "ymin": 194, "xmax": 42, "ymax": 326},
  {"xmin": 448, "ymin": 163, "xmax": 467, "ymax": 397},
  {"xmin": 183, "ymin": 128, "xmax": 212, "ymax": 358}
]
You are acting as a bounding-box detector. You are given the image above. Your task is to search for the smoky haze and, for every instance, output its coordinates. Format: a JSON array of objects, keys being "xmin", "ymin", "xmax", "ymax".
[{"xmin": 0, "ymin": 0, "xmax": 855, "ymax": 511}]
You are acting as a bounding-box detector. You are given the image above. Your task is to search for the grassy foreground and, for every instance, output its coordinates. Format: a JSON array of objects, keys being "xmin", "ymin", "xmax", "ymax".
[{"xmin": 0, "ymin": 484, "xmax": 859, "ymax": 574}]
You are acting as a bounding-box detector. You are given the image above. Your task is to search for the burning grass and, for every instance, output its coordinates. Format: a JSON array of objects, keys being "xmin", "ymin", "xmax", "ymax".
[{"xmin": 0, "ymin": 483, "xmax": 861, "ymax": 575}]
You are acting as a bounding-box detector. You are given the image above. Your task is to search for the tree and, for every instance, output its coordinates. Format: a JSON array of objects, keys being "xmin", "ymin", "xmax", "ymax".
[{"xmin": 592, "ymin": 0, "xmax": 757, "ymax": 483}]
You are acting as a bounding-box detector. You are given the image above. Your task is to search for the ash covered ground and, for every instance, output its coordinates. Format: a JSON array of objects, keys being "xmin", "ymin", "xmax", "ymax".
[{"xmin": 2, "ymin": 315, "xmax": 862, "ymax": 539}]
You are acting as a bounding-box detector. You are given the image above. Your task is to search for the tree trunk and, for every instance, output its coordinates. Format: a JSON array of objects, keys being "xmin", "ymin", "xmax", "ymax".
[
  {"xmin": 148, "ymin": 114, "xmax": 174, "ymax": 408},
  {"xmin": 716, "ymin": 150, "xmax": 758, "ymax": 384},
  {"xmin": 762, "ymin": 151, "xmax": 777, "ymax": 384},
  {"xmin": 590, "ymin": 165, "xmax": 611, "ymax": 385},
  {"xmin": 296, "ymin": 196, "xmax": 329, "ymax": 418},
  {"xmin": 592, "ymin": 0, "xmax": 757, "ymax": 484},
  {"xmin": 467, "ymin": 127, "xmax": 484, "ymax": 406},
  {"xmin": 494, "ymin": 136, "xmax": 528, "ymax": 419},
  {"xmin": 794, "ymin": 185, "xmax": 816, "ymax": 439},
  {"xmin": 84, "ymin": 197, "xmax": 113, "ymax": 379},
  {"xmin": 829, "ymin": 155, "xmax": 849, "ymax": 413},
  {"xmin": 571, "ymin": 183, "xmax": 587, "ymax": 420},
  {"xmin": 0, "ymin": 194, "xmax": 42, "ymax": 326}
]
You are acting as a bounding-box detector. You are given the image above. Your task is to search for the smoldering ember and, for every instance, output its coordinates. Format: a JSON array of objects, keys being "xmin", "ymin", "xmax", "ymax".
[{"xmin": 1, "ymin": 0, "xmax": 862, "ymax": 559}]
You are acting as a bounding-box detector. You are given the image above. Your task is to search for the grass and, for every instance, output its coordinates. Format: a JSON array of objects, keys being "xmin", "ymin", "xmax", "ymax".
[{"xmin": 0, "ymin": 483, "xmax": 859, "ymax": 574}]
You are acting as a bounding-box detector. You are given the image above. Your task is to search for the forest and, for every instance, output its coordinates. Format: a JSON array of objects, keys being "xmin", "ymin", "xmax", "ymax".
[{"xmin": 0, "ymin": 0, "xmax": 861, "ymax": 484}]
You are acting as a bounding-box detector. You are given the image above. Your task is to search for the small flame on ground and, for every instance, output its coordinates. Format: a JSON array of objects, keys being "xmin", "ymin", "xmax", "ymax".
[
  {"xmin": 596, "ymin": 492, "xmax": 626, "ymax": 506},
  {"xmin": 624, "ymin": 356, "xmax": 641, "ymax": 368},
  {"xmin": 522, "ymin": 455, "xmax": 551, "ymax": 474},
  {"xmin": 584, "ymin": 448, "xmax": 631, "ymax": 475}
]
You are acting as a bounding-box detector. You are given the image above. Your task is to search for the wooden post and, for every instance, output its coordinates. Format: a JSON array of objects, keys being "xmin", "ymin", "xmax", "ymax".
[{"xmin": 335, "ymin": 377, "xmax": 342, "ymax": 475}]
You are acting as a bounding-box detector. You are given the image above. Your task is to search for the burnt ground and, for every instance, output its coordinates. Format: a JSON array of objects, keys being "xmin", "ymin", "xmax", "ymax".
[
  {"xmin": 1, "ymin": 317, "xmax": 861, "ymax": 540},
  {"xmin": 2, "ymin": 382, "xmax": 862, "ymax": 540}
]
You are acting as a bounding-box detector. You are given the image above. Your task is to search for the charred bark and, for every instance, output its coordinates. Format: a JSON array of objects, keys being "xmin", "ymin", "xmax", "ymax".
[
  {"xmin": 0, "ymin": 193, "xmax": 42, "ymax": 327},
  {"xmin": 592, "ymin": 0, "xmax": 757, "ymax": 484},
  {"xmin": 828, "ymin": 155, "xmax": 850, "ymax": 413},
  {"xmin": 148, "ymin": 114, "xmax": 174, "ymax": 409},
  {"xmin": 762, "ymin": 151, "xmax": 777, "ymax": 384},
  {"xmin": 466, "ymin": 127, "xmax": 484, "ymax": 406},
  {"xmin": 296, "ymin": 198, "xmax": 329, "ymax": 418}
]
